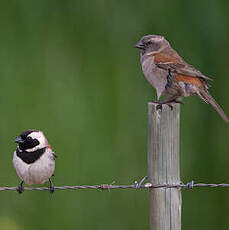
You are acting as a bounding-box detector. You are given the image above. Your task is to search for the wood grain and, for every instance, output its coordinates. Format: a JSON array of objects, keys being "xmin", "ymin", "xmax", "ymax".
[{"xmin": 148, "ymin": 103, "xmax": 181, "ymax": 230}]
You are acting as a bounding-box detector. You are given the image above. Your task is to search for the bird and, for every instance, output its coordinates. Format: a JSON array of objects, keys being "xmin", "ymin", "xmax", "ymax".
[
  {"xmin": 13, "ymin": 129, "xmax": 57, "ymax": 194},
  {"xmin": 135, "ymin": 34, "xmax": 228, "ymax": 122}
]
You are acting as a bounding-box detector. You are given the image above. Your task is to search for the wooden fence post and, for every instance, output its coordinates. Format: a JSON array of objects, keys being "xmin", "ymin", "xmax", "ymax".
[{"xmin": 148, "ymin": 103, "xmax": 181, "ymax": 230}]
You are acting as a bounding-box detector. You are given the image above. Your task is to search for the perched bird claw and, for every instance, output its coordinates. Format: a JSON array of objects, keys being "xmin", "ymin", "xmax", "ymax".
[
  {"xmin": 156, "ymin": 104, "xmax": 162, "ymax": 111},
  {"xmin": 49, "ymin": 179, "xmax": 55, "ymax": 194},
  {"xmin": 16, "ymin": 181, "xmax": 24, "ymax": 194},
  {"xmin": 167, "ymin": 104, "xmax": 173, "ymax": 110},
  {"xmin": 152, "ymin": 100, "xmax": 174, "ymax": 111}
]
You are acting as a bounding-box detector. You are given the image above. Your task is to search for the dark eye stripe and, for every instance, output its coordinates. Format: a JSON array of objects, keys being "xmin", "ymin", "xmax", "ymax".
[{"xmin": 18, "ymin": 139, "xmax": 40, "ymax": 151}]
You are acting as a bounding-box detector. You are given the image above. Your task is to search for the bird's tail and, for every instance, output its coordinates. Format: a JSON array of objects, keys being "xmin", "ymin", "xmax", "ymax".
[{"xmin": 198, "ymin": 89, "xmax": 229, "ymax": 123}]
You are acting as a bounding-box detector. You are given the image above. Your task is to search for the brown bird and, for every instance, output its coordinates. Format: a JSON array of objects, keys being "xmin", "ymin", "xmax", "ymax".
[{"xmin": 135, "ymin": 34, "xmax": 228, "ymax": 122}]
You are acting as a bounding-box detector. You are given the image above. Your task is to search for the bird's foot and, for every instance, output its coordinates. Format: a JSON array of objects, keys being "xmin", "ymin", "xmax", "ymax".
[
  {"xmin": 152, "ymin": 99, "xmax": 183, "ymax": 111},
  {"xmin": 167, "ymin": 99, "xmax": 183, "ymax": 110},
  {"xmin": 152, "ymin": 100, "xmax": 174, "ymax": 110},
  {"xmin": 16, "ymin": 181, "xmax": 24, "ymax": 194},
  {"xmin": 49, "ymin": 178, "xmax": 55, "ymax": 194}
]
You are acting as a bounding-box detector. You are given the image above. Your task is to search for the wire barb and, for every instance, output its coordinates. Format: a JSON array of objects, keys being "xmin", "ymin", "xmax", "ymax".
[
  {"xmin": 184, "ymin": 180, "xmax": 194, "ymax": 189},
  {"xmin": 134, "ymin": 176, "xmax": 148, "ymax": 189},
  {"xmin": 99, "ymin": 181, "xmax": 116, "ymax": 192}
]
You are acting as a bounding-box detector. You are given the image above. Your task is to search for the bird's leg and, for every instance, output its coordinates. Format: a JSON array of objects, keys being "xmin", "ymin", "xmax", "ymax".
[
  {"xmin": 16, "ymin": 181, "xmax": 24, "ymax": 194},
  {"xmin": 152, "ymin": 97, "xmax": 180, "ymax": 105},
  {"xmin": 166, "ymin": 99, "xmax": 184, "ymax": 110},
  {"xmin": 152, "ymin": 97, "xmax": 183, "ymax": 110},
  {"xmin": 152, "ymin": 69, "xmax": 182, "ymax": 110},
  {"xmin": 165, "ymin": 69, "xmax": 173, "ymax": 89},
  {"xmin": 49, "ymin": 178, "xmax": 55, "ymax": 194},
  {"xmin": 152, "ymin": 70, "xmax": 184, "ymax": 110}
]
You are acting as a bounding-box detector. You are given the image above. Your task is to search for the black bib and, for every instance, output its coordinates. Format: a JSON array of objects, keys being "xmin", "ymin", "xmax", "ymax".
[{"xmin": 16, "ymin": 147, "xmax": 46, "ymax": 164}]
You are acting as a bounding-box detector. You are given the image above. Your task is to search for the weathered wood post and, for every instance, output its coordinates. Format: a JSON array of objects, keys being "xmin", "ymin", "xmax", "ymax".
[{"xmin": 148, "ymin": 103, "xmax": 181, "ymax": 230}]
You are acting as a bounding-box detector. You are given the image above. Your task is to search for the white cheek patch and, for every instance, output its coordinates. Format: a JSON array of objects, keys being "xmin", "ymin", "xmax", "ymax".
[{"xmin": 26, "ymin": 131, "xmax": 48, "ymax": 152}]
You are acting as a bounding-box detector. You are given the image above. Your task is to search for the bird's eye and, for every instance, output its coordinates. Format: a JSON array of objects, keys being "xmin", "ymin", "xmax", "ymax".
[
  {"xmin": 146, "ymin": 41, "xmax": 151, "ymax": 46},
  {"xmin": 27, "ymin": 136, "xmax": 32, "ymax": 141}
]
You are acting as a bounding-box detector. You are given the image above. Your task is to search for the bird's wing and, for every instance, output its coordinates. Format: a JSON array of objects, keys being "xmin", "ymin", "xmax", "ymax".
[
  {"xmin": 47, "ymin": 144, "xmax": 58, "ymax": 159},
  {"xmin": 154, "ymin": 52, "xmax": 213, "ymax": 81}
]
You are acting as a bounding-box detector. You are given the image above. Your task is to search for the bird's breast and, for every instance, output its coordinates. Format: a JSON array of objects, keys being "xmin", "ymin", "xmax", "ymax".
[
  {"xmin": 141, "ymin": 55, "xmax": 168, "ymax": 99},
  {"xmin": 13, "ymin": 149, "xmax": 55, "ymax": 185}
]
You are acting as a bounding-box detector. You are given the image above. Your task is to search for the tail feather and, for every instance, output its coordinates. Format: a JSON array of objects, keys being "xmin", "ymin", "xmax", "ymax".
[{"xmin": 199, "ymin": 90, "xmax": 229, "ymax": 123}]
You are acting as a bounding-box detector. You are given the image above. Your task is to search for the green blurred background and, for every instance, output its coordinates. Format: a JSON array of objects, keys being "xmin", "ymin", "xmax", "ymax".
[{"xmin": 0, "ymin": 0, "xmax": 229, "ymax": 229}]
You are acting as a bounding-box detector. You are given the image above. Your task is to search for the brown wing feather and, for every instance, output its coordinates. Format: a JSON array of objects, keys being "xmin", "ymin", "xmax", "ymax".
[
  {"xmin": 173, "ymin": 74, "xmax": 204, "ymax": 87},
  {"xmin": 154, "ymin": 53, "xmax": 213, "ymax": 81}
]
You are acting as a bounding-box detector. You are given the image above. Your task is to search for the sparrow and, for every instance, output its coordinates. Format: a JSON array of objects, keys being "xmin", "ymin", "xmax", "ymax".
[
  {"xmin": 13, "ymin": 129, "xmax": 56, "ymax": 194},
  {"xmin": 135, "ymin": 34, "xmax": 228, "ymax": 122}
]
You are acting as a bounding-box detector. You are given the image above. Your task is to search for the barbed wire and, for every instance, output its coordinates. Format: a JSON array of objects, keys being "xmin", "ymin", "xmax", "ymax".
[{"xmin": 1, "ymin": 178, "xmax": 229, "ymax": 192}]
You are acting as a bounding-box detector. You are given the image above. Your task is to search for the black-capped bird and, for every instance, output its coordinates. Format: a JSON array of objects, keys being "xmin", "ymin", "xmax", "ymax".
[{"xmin": 13, "ymin": 129, "xmax": 56, "ymax": 194}]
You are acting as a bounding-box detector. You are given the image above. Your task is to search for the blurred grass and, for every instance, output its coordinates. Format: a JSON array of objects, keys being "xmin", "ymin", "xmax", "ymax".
[{"xmin": 0, "ymin": 0, "xmax": 229, "ymax": 229}]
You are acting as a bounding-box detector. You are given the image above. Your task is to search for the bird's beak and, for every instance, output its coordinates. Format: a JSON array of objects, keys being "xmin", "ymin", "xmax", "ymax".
[
  {"xmin": 135, "ymin": 41, "xmax": 144, "ymax": 49},
  {"xmin": 14, "ymin": 136, "xmax": 24, "ymax": 144}
]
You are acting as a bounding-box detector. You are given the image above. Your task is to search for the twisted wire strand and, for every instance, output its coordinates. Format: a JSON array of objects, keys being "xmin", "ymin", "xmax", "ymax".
[{"xmin": 1, "ymin": 179, "xmax": 229, "ymax": 192}]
